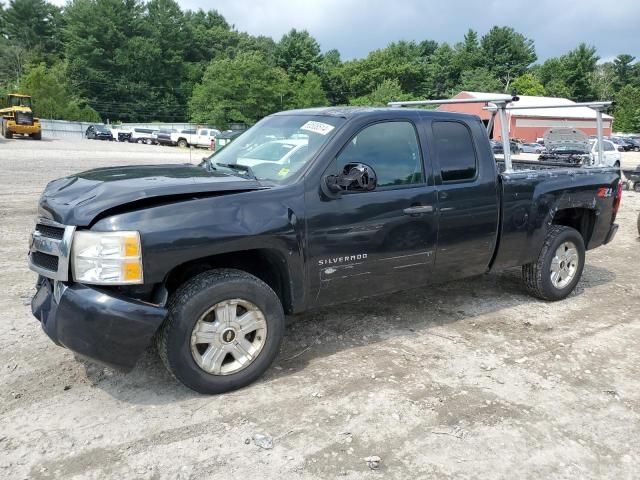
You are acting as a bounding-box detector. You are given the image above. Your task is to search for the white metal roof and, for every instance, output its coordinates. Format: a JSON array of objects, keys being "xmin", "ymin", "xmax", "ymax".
[{"xmin": 461, "ymin": 91, "xmax": 613, "ymax": 120}]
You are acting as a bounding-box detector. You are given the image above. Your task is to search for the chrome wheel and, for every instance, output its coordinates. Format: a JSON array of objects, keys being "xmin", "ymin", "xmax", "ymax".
[
  {"xmin": 190, "ymin": 299, "xmax": 267, "ymax": 375},
  {"xmin": 550, "ymin": 241, "xmax": 579, "ymax": 289}
]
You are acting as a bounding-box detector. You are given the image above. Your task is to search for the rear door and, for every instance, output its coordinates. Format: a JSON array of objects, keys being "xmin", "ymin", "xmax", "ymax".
[
  {"xmin": 306, "ymin": 117, "xmax": 438, "ymax": 306},
  {"xmin": 427, "ymin": 119, "xmax": 500, "ymax": 280}
]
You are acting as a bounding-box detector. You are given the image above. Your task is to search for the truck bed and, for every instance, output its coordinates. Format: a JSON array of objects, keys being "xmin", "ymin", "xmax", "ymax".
[{"xmin": 491, "ymin": 159, "xmax": 620, "ymax": 272}]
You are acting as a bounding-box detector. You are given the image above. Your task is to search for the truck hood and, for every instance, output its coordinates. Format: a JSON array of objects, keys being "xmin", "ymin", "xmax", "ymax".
[
  {"xmin": 38, "ymin": 164, "xmax": 265, "ymax": 226},
  {"xmin": 543, "ymin": 128, "xmax": 590, "ymax": 153}
]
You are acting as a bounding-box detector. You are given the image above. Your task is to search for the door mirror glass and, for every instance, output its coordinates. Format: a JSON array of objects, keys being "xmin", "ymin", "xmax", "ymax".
[{"xmin": 325, "ymin": 162, "xmax": 377, "ymax": 193}]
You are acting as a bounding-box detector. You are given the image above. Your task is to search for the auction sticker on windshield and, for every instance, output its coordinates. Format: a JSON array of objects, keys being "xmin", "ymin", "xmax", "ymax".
[{"xmin": 301, "ymin": 121, "xmax": 335, "ymax": 136}]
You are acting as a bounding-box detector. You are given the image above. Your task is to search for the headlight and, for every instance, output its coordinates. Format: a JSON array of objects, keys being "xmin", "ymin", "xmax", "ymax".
[{"xmin": 71, "ymin": 231, "xmax": 143, "ymax": 285}]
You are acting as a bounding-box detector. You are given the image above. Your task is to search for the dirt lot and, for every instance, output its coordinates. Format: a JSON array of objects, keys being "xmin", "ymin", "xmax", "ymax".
[{"xmin": 1, "ymin": 137, "xmax": 639, "ymax": 480}]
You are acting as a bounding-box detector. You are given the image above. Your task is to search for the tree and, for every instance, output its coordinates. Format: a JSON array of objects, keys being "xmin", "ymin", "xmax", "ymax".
[
  {"xmin": 349, "ymin": 78, "xmax": 412, "ymax": 106},
  {"xmin": 613, "ymin": 54, "xmax": 636, "ymax": 91},
  {"xmin": 613, "ymin": 85, "xmax": 640, "ymax": 132},
  {"xmin": 318, "ymin": 49, "xmax": 347, "ymax": 105},
  {"xmin": 289, "ymin": 71, "xmax": 327, "ymax": 108},
  {"xmin": 275, "ymin": 29, "xmax": 321, "ymax": 77},
  {"xmin": 20, "ymin": 61, "xmax": 101, "ymax": 121},
  {"xmin": 511, "ymin": 73, "xmax": 545, "ymax": 96},
  {"xmin": 454, "ymin": 68, "xmax": 502, "ymax": 94},
  {"xmin": 424, "ymin": 43, "xmax": 457, "ymax": 98},
  {"xmin": 2, "ymin": 0, "xmax": 63, "ymax": 56},
  {"xmin": 480, "ymin": 26, "xmax": 536, "ymax": 89},
  {"xmin": 452, "ymin": 29, "xmax": 483, "ymax": 73},
  {"xmin": 561, "ymin": 43, "xmax": 599, "ymax": 101},
  {"xmin": 592, "ymin": 62, "xmax": 616, "ymax": 100},
  {"xmin": 189, "ymin": 52, "xmax": 290, "ymax": 127},
  {"xmin": 339, "ymin": 41, "xmax": 428, "ymax": 100},
  {"xmin": 0, "ymin": 37, "xmax": 28, "ymax": 87}
]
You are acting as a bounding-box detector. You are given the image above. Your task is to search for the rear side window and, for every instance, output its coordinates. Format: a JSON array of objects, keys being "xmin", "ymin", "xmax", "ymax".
[{"xmin": 433, "ymin": 121, "xmax": 477, "ymax": 182}]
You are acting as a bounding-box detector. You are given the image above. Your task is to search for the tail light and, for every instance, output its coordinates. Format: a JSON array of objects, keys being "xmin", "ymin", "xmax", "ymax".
[{"xmin": 612, "ymin": 182, "xmax": 623, "ymax": 220}]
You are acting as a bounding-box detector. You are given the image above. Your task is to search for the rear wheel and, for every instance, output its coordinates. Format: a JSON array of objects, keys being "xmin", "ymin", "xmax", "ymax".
[
  {"xmin": 177, "ymin": 138, "xmax": 188, "ymax": 148},
  {"xmin": 522, "ymin": 225, "xmax": 585, "ymax": 301},
  {"xmin": 137, "ymin": 138, "xmax": 144, "ymax": 144},
  {"xmin": 30, "ymin": 131, "xmax": 42, "ymax": 140},
  {"xmin": 634, "ymin": 182, "xmax": 640, "ymax": 193},
  {"xmin": 157, "ymin": 269, "xmax": 285, "ymax": 394}
]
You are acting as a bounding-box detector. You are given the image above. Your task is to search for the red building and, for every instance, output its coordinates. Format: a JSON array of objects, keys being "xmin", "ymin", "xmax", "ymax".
[{"xmin": 437, "ymin": 91, "xmax": 613, "ymax": 142}]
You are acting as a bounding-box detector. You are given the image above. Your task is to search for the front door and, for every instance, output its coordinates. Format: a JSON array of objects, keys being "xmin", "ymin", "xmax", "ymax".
[{"xmin": 306, "ymin": 120, "xmax": 438, "ymax": 307}]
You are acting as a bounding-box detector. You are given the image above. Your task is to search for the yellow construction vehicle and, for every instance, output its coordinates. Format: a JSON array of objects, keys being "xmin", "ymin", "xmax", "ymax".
[{"xmin": 1, "ymin": 94, "xmax": 42, "ymax": 140}]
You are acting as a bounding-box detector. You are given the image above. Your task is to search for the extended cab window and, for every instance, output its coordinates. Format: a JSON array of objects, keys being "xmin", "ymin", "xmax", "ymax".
[
  {"xmin": 433, "ymin": 121, "xmax": 477, "ymax": 182},
  {"xmin": 337, "ymin": 121, "xmax": 423, "ymax": 188}
]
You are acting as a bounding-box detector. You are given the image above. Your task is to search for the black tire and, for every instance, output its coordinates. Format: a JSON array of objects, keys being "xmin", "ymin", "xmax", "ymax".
[
  {"xmin": 614, "ymin": 161, "xmax": 620, "ymax": 168},
  {"xmin": 634, "ymin": 182, "xmax": 640, "ymax": 193},
  {"xmin": 157, "ymin": 269, "xmax": 285, "ymax": 394},
  {"xmin": 137, "ymin": 138, "xmax": 144, "ymax": 144},
  {"xmin": 177, "ymin": 138, "xmax": 188, "ymax": 148},
  {"xmin": 30, "ymin": 131, "xmax": 42, "ymax": 140},
  {"xmin": 522, "ymin": 225, "xmax": 585, "ymax": 301},
  {"xmin": 2, "ymin": 121, "xmax": 12, "ymax": 139}
]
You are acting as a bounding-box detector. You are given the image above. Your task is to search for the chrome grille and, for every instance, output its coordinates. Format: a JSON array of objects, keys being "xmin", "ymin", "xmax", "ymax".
[{"xmin": 28, "ymin": 219, "xmax": 75, "ymax": 281}]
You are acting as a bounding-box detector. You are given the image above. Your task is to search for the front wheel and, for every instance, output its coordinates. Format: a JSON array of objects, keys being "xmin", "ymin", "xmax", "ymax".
[
  {"xmin": 522, "ymin": 225, "xmax": 585, "ymax": 301},
  {"xmin": 157, "ymin": 269, "xmax": 285, "ymax": 394},
  {"xmin": 634, "ymin": 182, "xmax": 640, "ymax": 193},
  {"xmin": 177, "ymin": 139, "xmax": 188, "ymax": 148}
]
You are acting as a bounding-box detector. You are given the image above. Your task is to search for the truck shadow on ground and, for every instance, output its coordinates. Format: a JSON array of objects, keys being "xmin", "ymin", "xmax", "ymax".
[{"xmin": 82, "ymin": 264, "xmax": 616, "ymax": 403}]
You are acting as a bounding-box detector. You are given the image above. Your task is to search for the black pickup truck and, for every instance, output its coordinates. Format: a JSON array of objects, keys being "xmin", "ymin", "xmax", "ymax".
[{"xmin": 29, "ymin": 107, "xmax": 621, "ymax": 394}]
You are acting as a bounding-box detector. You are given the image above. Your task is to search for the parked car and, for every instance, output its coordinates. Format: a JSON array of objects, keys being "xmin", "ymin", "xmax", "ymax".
[
  {"xmin": 608, "ymin": 137, "xmax": 628, "ymax": 152},
  {"xmin": 538, "ymin": 128, "xmax": 621, "ymax": 167},
  {"xmin": 27, "ymin": 108, "xmax": 622, "ymax": 394},
  {"xmin": 623, "ymin": 137, "xmax": 640, "ymax": 152},
  {"xmin": 521, "ymin": 143, "xmax": 545, "ymax": 154},
  {"xmin": 117, "ymin": 130, "xmax": 132, "ymax": 142},
  {"xmin": 85, "ymin": 125, "xmax": 113, "ymax": 141},
  {"xmin": 213, "ymin": 130, "xmax": 243, "ymax": 152},
  {"xmin": 156, "ymin": 128, "xmax": 176, "ymax": 146},
  {"xmin": 129, "ymin": 127, "xmax": 158, "ymax": 145},
  {"xmin": 171, "ymin": 127, "xmax": 221, "ymax": 148},
  {"xmin": 491, "ymin": 139, "xmax": 522, "ymax": 155}
]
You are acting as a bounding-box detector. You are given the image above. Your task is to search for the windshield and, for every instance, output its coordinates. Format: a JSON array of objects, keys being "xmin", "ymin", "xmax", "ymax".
[
  {"xmin": 9, "ymin": 96, "xmax": 32, "ymax": 108},
  {"xmin": 204, "ymin": 115, "xmax": 344, "ymax": 184}
]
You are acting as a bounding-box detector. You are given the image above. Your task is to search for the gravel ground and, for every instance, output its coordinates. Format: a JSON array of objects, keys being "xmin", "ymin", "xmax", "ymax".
[{"xmin": 1, "ymin": 137, "xmax": 639, "ymax": 480}]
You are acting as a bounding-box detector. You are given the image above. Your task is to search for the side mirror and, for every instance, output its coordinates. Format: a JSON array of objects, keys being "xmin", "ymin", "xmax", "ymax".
[{"xmin": 324, "ymin": 163, "xmax": 377, "ymax": 194}]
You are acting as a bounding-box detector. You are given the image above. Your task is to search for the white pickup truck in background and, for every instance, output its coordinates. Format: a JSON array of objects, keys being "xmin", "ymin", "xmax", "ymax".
[{"xmin": 171, "ymin": 128, "xmax": 221, "ymax": 148}]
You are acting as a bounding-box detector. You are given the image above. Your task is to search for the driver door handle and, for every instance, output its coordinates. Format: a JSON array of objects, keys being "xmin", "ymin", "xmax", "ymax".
[{"xmin": 403, "ymin": 205, "xmax": 434, "ymax": 215}]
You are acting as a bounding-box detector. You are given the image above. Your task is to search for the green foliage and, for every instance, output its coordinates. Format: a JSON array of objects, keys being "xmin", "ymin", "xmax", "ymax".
[
  {"xmin": 561, "ymin": 43, "xmax": 599, "ymax": 101},
  {"xmin": 455, "ymin": 68, "xmax": 502, "ymax": 94},
  {"xmin": 349, "ymin": 78, "xmax": 412, "ymax": 106},
  {"xmin": 289, "ymin": 72, "xmax": 327, "ymax": 108},
  {"xmin": 275, "ymin": 29, "xmax": 321, "ymax": 77},
  {"xmin": 19, "ymin": 62, "xmax": 101, "ymax": 121},
  {"xmin": 2, "ymin": 0, "xmax": 63, "ymax": 55},
  {"xmin": 480, "ymin": 26, "xmax": 536, "ymax": 88},
  {"xmin": 511, "ymin": 73, "xmax": 545, "ymax": 96},
  {"xmin": 613, "ymin": 54, "xmax": 636, "ymax": 91},
  {"xmin": 613, "ymin": 85, "xmax": 640, "ymax": 132},
  {"xmin": 340, "ymin": 41, "xmax": 429, "ymax": 99},
  {"xmin": 189, "ymin": 52, "xmax": 290, "ymax": 128}
]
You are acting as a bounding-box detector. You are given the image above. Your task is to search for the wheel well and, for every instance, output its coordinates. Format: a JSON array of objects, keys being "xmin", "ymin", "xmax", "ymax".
[
  {"xmin": 552, "ymin": 208, "xmax": 596, "ymax": 246},
  {"xmin": 164, "ymin": 249, "xmax": 293, "ymax": 313}
]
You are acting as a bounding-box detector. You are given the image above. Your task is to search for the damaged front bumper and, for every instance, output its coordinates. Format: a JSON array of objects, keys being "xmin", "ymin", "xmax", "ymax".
[{"xmin": 31, "ymin": 277, "xmax": 167, "ymax": 371}]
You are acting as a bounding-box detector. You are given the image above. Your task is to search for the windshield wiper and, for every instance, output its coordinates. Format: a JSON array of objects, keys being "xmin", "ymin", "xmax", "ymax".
[{"xmin": 215, "ymin": 162, "xmax": 258, "ymax": 180}]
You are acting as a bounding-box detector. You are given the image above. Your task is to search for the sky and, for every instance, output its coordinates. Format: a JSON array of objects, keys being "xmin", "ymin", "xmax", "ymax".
[
  {"xmin": 48, "ymin": 0, "xmax": 640, "ymax": 62},
  {"xmin": 178, "ymin": 0, "xmax": 640, "ymax": 62}
]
